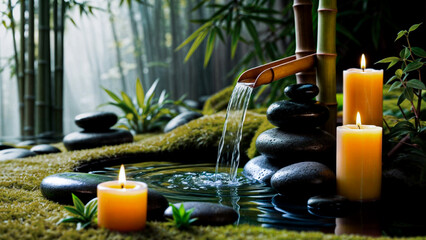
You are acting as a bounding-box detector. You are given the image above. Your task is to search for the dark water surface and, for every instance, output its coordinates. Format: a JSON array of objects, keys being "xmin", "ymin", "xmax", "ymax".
[{"xmin": 89, "ymin": 162, "xmax": 426, "ymax": 237}]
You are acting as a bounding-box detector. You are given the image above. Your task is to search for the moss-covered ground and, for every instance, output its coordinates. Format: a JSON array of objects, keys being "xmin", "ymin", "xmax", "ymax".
[{"xmin": 0, "ymin": 110, "xmax": 425, "ymax": 239}]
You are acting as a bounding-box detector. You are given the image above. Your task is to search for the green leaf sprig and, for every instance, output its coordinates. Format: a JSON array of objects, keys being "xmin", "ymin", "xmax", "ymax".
[
  {"xmin": 168, "ymin": 203, "xmax": 197, "ymax": 229},
  {"xmin": 57, "ymin": 194, "xmax": 98, "ymax": 231}
]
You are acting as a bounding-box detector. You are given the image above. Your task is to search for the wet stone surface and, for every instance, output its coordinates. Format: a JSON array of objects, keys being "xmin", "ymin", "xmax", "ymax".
[
  {"xmin": 75, "ymin": 112, "xmax": 118, "ymax": 131},
  {"xmin": 0, "ymin": 148, "xmax": 36, "ymax": 161},
  {"xmin": 284, "ymin": 83, "xmax": 319, "ymax": 101},
  {"xmin": 30, "ymin": 144, "xmax": 61, "ymax": 155},
  {"xmin": 271, "ymin": 162, "xmax": 336, "ymax": 199},
  {"xmin": 63, "ymin": 129, "xmax": 133, "ymax": 151},
  {"xmin": 307, "ymin": 195, "xmax": 351, "ymax": 217},
  {"xmin": 255, "ymin": 128, "xmax": 335, "ymax": 168},
  {"xmin": 266, "ymin": 100, "xmax": 329, "ymax": 129},
  {"xmin": 243, "ymin": 155, "xmax": 286, "ymax": 185},
  {"xmin": 164, "ymin": 202, "xmax": 239, "ymax": 226},
  {"xmin": 164, "ymin": 111, "xmax": 203, "ymax": 133}
]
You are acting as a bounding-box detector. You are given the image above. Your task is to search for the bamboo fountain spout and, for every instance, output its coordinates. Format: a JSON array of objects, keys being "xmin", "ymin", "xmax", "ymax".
[{"xmin": 238, "ymin": 0, "xmax": 337, "ymax": 135}]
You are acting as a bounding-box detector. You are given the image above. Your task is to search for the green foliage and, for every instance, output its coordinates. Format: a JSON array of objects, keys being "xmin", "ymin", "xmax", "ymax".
[
  {"xmin": 378, "ymin": 23, "xmax": 426, "ymax": 180},
  {"xmin": 102, "ymin": 79, "xmax": 183, "ymax": 133},
  {"xmin": 57, "ymin": 194, "xmax": 98, "ymax": 231},
  {"xmin": 168, "ymin": 204, "xmax": 197, "ymax": 229}
]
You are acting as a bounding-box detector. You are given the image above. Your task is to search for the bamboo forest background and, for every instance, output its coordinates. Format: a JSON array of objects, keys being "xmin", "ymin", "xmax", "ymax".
[{"xmin": 0, "ymin": 0, "xmax": 249, "ymax": 140}]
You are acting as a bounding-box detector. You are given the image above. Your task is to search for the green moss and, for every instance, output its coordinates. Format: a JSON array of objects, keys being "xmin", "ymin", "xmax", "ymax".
[
  {"xmin": 202, "ymin": 85, "xmax": 234, "ymax": 115},
  {"xmin": 0, "ymin": 111, "xmax": 424, "ymax": 239},
  {"xmin": 246, "ymin": 118, "xmax": 275, "ymax": 159}
]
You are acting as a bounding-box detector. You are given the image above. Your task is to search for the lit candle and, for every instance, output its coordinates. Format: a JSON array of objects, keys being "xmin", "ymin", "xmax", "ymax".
[
  {"xmin": 336, "ymin": 113, "xmax": 382, "ymax": 201},
  {"xmin": 343, "ymin": 54, "xmax": 383, "ymax": 126},
  {"xmin": 97, "ymin": 165, "xmax": 148, "ymax": 231}
]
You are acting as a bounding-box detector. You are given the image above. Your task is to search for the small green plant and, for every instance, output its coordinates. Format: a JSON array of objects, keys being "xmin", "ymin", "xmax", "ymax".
[
  {"xmin": 168, "ymin": 203, "xmax": 197, "ymax": 229},
  {"xmin": 102, "ymin": 79, "xmax": 184, "ymax": 133},
  {"xmin": 57, "ymin": 194, "xmax": 98, "ymax": 231},
  {"xmin": 377, "ymin": 23, "xmax": 426, "ymax": 178}
]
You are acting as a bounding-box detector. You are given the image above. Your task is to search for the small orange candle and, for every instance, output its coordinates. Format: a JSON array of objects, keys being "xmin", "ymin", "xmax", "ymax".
[
  {"xmin": 337, "ymin": 113, "xmax": 382, "ymax": 201},
  {"xmin": 343, "ymin": 54, "xmax": 383, "ymax": 126},
  {"xmin": 97, "ymin": 165, "xmax": 148, "ymax": 231}
]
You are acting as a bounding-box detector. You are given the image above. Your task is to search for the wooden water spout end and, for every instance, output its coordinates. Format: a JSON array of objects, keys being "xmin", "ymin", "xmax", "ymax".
[{"xmin": 237, "ymin": 54, "xmax": 316, "ymax": 88}]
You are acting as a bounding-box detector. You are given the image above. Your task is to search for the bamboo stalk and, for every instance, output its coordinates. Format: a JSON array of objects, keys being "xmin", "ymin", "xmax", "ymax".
[
  {"xmin": 18, "ymin": 0, "xmax": 26, "ymax": 137},
  {"xmin": 52, "ymin": 0, "xmax": 64, "ymax": 138},
  {"xmin": 107, "ymin": 0, "xmax": 127, "ymax": 92},
  {"xmin": 293, "ymin": 0, "xmax": 316, "ymax": 85},
  {"xmin": 316, "ymin": 0, "xmax": 337, "ymax": 135},
  {"xmin": 169, "ymin": 0, "xmax": 179, "ymax": 98},
  {"xmin": 37, "ymin": 0, "xmax": 51, "ymax": 136},
  {"xmin": 127, "ymin": 2, "xmax": 146, "ymax": 89},
  {"xmin": 139, "ymin": 3, "xmax": 154, "ymax": 85},
  {"xmin": 24, "ymin": 0, "xmax": 35, "ymax": 137}
]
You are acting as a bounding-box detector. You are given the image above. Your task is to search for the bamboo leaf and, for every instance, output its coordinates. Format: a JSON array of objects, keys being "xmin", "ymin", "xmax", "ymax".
[
  {"xmin": 400, "ymin": 47, "xmax": 410, "ymax": 59},
  {"xmin": 176, "ymin": 22, "xmax": 212, "ymax": 51},
  {"xmin": 376, "ymin": 57, "xmax": 400, "ymax": 64},
  {"xmin": 404, "ymin": 62, "xmax": 423, "ymax": 72},
  {"xmin": 63, "ymin": 206, "xmax": 82, "ymax": 217},
  {"xmin": 412, "ymin": 47, "xmax": 426, "ymax": 58},
  {"xmin": 57, "ymin": 217, "xmax": 82, "ymax": 225},
  {"xmin": 184, "ymin": 30, "xmax": 209, "ymax": 62},
  {"xmin": 136, "ymin": 78, "xmax": 145, "ymax": 108},
  {"xmin": 231, "ymin": 21, "xmax": 241, "ymax": 59},
  {"xmin": 395, "ymin": 30, "xmax": 407, "ymax": 41},
  {"xmin": 406, "ymin": 79, "xmax": 426, "ymax": 90},
  {"xmin": 204, "ymin": 29, "xmax": 217, "ymax": 67},
  {"xmin": 243, "ymin": 18, "xmax": 263, "ymax": 61},
  {"xmin": 145, "ymin": 79, "xmax": 159, "ymax": 106},
  {"xmin": 121, "ymin": 91, "xmax": 135, "ymax": 109},
  {"xmin": 408, "ymin": 23, "xmax": 422, "ymax": 32}
]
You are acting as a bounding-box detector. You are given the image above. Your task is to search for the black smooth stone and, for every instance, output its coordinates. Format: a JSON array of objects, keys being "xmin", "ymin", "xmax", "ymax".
[
  {"xmin": 0, "ymin": 144, "xmax": 14, "ymax": 150},
  {"xmin": 0, "ymin": 148, "xmax": 36, "ymax": 161},
  {"xmin": 63, "ymin": 129, "xmax": 133, "ymax": 151},
  {"xmin": 40, "ymin": 172, "xmax": 168, "ymax": 221},
  {"xmin": 307, "ymin": 195, "xmax": 351, "ymax": 217},
  {"xmin": 243, "ymin": 155, "xmax": 287, "ymax": 185},
  {"xmin": 30, "ymin": 144, "xmax": 61, "ymax": 155},
  {"xmin": 164, "ymin": 202, "xmax": 238, "ymax": 226},
  {"xmin": 284, "ymin": 83, "xmax": 319, "ymax": 101},
  {"xmin": 75, "ymin": 112, "xmax": 118, "ymax": 131},
  {"xmin": 266, "ymin": 100, "xmax": 329, "ymax": 129},
  {"xmin": 16, "ymin": 140, "xmax": 37, "ymax": 147},
  {"xmin": 271, "ymin": 162, "xmax": 336, "ymax": 199},
  {"xmin": 255, "ymin": 128, "xmax": 335, "ymax": 168},
  {"xmin": 163, "ymin": 111, "xmax": 203, "ymax": 133}
]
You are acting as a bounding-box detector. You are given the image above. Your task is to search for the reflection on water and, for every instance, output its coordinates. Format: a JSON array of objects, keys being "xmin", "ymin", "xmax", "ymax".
[{"xmin": 89, "ymin": 161, "xmax": 426, "ymax": 237}]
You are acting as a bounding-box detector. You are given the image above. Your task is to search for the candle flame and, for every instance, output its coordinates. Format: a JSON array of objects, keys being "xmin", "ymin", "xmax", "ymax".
[
  {"xmin": 118, "ymin": 164, "xmax": 126, "ymax": 188},
  {"xmin": 361, "ymin": 54, "xmax": 366, "ymax": 71},
  {"xmin": 356, "ymin": 112, "xmax": 362, "ymax": 129}
]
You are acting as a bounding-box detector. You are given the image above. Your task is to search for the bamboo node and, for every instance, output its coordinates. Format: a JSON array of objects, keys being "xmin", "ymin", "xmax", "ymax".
[{"xmin": 317, "ymin": 8, "xmax": 338, "ymax": 13}]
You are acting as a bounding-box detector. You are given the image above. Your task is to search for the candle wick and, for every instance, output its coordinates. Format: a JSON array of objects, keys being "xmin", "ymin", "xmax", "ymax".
[
  {"xmin": 362, "ymin": 67, "xmax": 365, "ymax": 72},
  {"xmin": 357, "ymin": 124, "xmax": 361, "ymax": 129},
  {"xmin": 121, "ymin": 183, "xmax": 124, "ymax": 189}
]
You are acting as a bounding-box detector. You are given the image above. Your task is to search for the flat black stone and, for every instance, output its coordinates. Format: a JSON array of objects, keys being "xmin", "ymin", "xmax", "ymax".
[
  {"xmin": 284, "ymin": 83, "xmax": 319, "ymax": 101},
  {"xmin": 164, "ymin": 202, "xmax": 238, "ymax": 226},
  {"xmin": 255, "ymin": 128, "xmax": 335, "ymax": 168},
  {"xmin": 30, "ymin": 144, "xmax": 61, "ymax": 155},
  {"xmin": 266, "ymin": 100, "xmax": 329, "ymax": 129},
  {"xmin": 75, "ymin": 112, "xmax": 118, "ymax": 131},
  {"xmin": 307, "ymin": 195, "xmax": 351, "ymax": 217},
  {"xmin": 40, "ymin": 172, "xmax": 168, "ymax": 221},
  {"xmin": 243, "ymin": 155, "xmax": 287, "ymax": 185},
  {"xmin": 271, "ymin": 162, "xmax": 336, "ymax": 199},
  {"xmin": 0, "ymin": 144, "xmax": 14, "ymax": 150},
  {"xmin": 16, "ymin": 140, "xmax": 37, "ymax": 147},
  {"xmin": 0, "ymin": 148, "xmax": 36, "ymax": 161},
  {"xmin": 164, "ymin": 111, "xmax": 203, "ymax": 133},
  {"xmin": 63, "ymin": 129, "xmax": 133, "ymax": 151}
]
